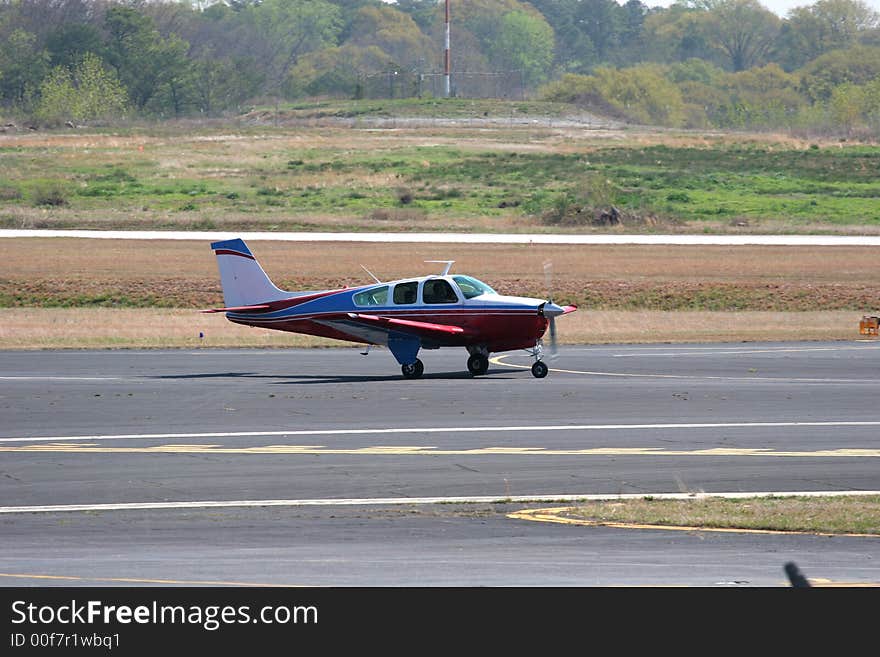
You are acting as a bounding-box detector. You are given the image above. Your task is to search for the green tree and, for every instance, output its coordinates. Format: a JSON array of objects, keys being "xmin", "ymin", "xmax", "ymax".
[
  {"xmin": 714, "ymin": 63, "xmax": 804, "ymax": 127},
  {"xmin": 829, "ymin": 82, "xmax": 865, "ymax": 133},
  {"xmin": 777, "ymin": 0, "xmax": 880, "ymax": 70},
  {"xmin": 288, "ymin": 44, "xmax": 393, "ymax": 97},
  {"xmin": 799, "ymin": 45, "xmax": 880, "ymax": 102},
  {"xmin": 642, "ymin": 4, "xmax": 717, "ymax": 65},
  {"xmin": 489, "ymin": 11, "xmax": 555, "ymax": 86},
  {"xmin": 701, "ymin": 0, "xmax": 780, "ymax": 72},
  {"xmin": 104, "ymin": 6, "xmax": 193, "ymax": 114},
  {"xmin": 0, "ymin": 29, "xmax": 49, "ymax": 108},
  {"xmin": 541, "ymin": 64, "xmax": 685, "ymax": 126},
  {"xmin": 191, "ymin": 55, "xmax": 264, "ymax": 115},
  {"xmin": 347, "ymin": 5, "xmax": 434, "ymax": 71},
  {"xmin": 435, "ymin": 0, "xmax": 545, "ymax": 79},
  {"xmin": 241, "ymin": 0, "xmax": 342, "ymax": 94},
  {"xmin": 35, "ymin": 53, "xmax": 129, "ymax": 125},
  {"xmin": 45, "ymin": 23, "xmax": 105, "ymax": 68}
]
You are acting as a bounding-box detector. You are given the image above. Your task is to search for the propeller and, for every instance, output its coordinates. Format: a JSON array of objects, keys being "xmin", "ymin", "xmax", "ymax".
[{"xmin": 542, "ymin": 259, "xmax": 559, "ymax": 359}]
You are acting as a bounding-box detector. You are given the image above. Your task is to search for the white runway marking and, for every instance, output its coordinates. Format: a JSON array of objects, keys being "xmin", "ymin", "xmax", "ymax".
[
  {"xmin": 491, "ymin": 355, "xmax": 872, "ymax": 382},
  {"xmin": 1, "ymin": 490, "xmax": 877, "ymax": 515},
  {"xmin": 5, "ymin": 229, "xmax": 880, "ymax": 246},
  {"xmin": 3, "ymin": 420, "xmax": 880, "ymax": 443},
  {"xmin": 0, "ymin": 376, "xmax": 128, "ymax": 381},
  {"xmin": 611, "ymin": 346, "xmax": 880, "ymax": 358}
]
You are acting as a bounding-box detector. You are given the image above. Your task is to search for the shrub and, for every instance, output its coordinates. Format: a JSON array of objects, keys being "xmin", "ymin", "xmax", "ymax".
[{"xmin": 30, "ymin": 181, "xmax": 69, "ymax": 207}]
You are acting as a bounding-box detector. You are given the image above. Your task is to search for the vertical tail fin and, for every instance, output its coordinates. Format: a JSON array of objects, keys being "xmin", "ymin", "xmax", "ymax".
[{"xmin": 210, "ymin": 238, "xmax": 289, "ymax": 308}]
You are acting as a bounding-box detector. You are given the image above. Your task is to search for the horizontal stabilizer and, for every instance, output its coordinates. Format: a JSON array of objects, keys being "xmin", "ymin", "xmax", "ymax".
[
  {"xmin": 348, "ymin": 313, "xmax": 467, "ymax": 336},
  {"xmin": 201, "ymin": 304, "xmax": 272, "ymax": 314}
]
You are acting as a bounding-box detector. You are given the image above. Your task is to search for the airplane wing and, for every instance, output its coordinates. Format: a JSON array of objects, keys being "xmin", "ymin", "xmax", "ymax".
[{"xmin": 346, "ymin": 313, "xmax": 469, "ymax": 339}]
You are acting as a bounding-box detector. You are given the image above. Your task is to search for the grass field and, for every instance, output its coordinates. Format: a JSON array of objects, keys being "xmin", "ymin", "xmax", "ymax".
[
  {"xmin": 2, "ymin": 101, "xmax": 880, "ymax": 235},
  {"xmin": 1, "ymin": 238, "xmax": 876, "ymax": 348},
  {"xmin": 515, "ymin": 495, "xmax": 880, "ymax": 538}
]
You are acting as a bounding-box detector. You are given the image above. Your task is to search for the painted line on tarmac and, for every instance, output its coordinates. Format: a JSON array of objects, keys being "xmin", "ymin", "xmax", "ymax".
[
  {"xmin": 611, "ymin": 345, "xmax": 880, "ymax": 357},
  {"xmin": 490, "ymin": 354, "xmax": 873, "ymax": 382},
  {"xmin": 4, "ymin": 420, "xmax": 880, "ymax": 444},
  {"xmin": 0, "ymin": 572, "xmax": 304, "ymax": 587},
  {"xmin": 6, "ymin": 229, "xmax": 880, "ymax": 246},
  {"xmin": 0, "ymin": 376, "xmax": 130, "ymax": 382},
  {"xmin": 2, "ymin": 443, "xmax": 880, "ymax": 457},
  {"xmin": 508, "ymin": 507, "xmax": 880, "ymax": 539},
  {"xmin": 1, "ymin": 490, "xmax": 877, "ymax": 515}
]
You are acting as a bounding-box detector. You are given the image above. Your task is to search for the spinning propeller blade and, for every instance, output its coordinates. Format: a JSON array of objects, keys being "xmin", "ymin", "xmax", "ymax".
[{"xmin": 543, "ymin": 259, "xmax": 558, "ymax": 359}]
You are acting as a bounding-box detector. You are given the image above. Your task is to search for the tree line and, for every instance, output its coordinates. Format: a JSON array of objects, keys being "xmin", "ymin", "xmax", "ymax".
[{"xmin": 1, "ymin": 0, "xmax": 879, "ymax": 134}]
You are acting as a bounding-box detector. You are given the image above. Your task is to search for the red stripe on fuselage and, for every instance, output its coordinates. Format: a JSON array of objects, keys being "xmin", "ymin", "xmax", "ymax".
[{"xmin": 214, "ymin": 249, "xmax": 255, "ymax": 260}]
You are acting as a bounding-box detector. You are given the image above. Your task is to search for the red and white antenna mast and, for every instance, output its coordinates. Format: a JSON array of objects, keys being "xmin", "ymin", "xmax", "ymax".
[{"xmin": 444, "ymin": 0, "xmax": 451, "ymax": 97}]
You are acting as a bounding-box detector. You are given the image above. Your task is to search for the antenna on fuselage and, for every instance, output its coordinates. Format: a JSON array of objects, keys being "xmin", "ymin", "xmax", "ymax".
[
  {"xmin": 425, "ymin": 260, "xmax": 455, "ymax": 276},
  {"xmin": 361, "ymin": 265, "xmax": 382, "ymax": 283}
]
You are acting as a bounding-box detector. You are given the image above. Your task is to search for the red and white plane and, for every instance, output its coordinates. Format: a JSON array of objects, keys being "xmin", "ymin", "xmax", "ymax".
[{"xmin": 204, "ymin": 238, "xmax": 576, "ymax": 378}]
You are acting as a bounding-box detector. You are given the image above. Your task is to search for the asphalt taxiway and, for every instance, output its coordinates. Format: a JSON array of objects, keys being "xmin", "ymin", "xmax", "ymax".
[{"xmin": 1, "ymin": 342, "xmax": 878, "ymax": 586}]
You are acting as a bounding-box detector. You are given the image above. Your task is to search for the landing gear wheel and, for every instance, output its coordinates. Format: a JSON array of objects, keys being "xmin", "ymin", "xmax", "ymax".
[
  {"xmin": 467, "ymin": 354, "xmax": 489, "ymax": 376},
  {"xmin": 401, "ymin": 359, "xmax": 424, "ymax": 379},
  {"xmin": 531, "ymin": 360, "xmax": 549, "ymax": 378}
]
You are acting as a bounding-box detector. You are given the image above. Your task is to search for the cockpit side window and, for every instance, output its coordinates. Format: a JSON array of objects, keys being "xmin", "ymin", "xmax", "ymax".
[
  {"xmin": 452, "ymin": 275, "xmax": 496, "ymax": 299},
  {"xmin": 353, "ymin": 285, "xmax": 389, "ymax": 306},
  {"xmin": 393, "ymin": 281, "xmax": 418, "ymax": 304},
  {"xmin": 422, "ymin": 279, "xmax": 458, "ymax": 304}
]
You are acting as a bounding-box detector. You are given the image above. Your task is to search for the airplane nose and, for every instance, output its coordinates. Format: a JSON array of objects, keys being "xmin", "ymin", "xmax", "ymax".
[{"xmin": 539, "ymin": 302, "xmax": 565, "ymax": 318}]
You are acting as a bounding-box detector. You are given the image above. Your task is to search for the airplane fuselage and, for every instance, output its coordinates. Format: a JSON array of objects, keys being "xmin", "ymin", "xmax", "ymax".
[{"xmin": 223, "ymin": 276, "xmax": 551, "ymax": 354}]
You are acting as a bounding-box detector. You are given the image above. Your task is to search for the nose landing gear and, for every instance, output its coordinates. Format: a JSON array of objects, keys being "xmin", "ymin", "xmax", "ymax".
[
  {"xmin": 531, "ymin": 360, "xmax": 548, "ymax": 378},
  {"xmin": 528, "ymin": 341, "xmax": 549, "ymax": 378}
]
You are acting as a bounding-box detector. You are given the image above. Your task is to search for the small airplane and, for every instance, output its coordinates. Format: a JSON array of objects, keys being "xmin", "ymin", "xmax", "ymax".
[{"xmin": 203, "ymin": 238, "xmax": 576, "ymax": 378}]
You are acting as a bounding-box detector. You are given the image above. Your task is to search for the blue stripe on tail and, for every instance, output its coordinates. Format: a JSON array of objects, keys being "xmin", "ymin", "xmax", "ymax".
[{"xmin": 210, "ymin": 238, "xmax": 252, "ymax": 255}]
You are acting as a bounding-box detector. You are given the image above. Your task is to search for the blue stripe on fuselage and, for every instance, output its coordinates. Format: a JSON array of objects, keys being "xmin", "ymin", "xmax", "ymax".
[{"xmin": 225, "ymin": 290, "xmax": 541, "ymax": 321}]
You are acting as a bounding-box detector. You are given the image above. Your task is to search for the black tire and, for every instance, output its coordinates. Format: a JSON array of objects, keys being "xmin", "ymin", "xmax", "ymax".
[
  {"xmin": 531, "ymin": 361, "xmax": 549, "ymax": 378},
  {"xmin": 401, "ymin": 359, "xmax": 424, "ymax": 379},
  {"xmin": 467, "ymin": 354, "xmax": 489, "ymax": 375}
]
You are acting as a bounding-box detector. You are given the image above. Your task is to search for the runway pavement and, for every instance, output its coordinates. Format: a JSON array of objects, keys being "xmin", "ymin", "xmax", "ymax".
[{"xmin": 1, "ymin": 342, "xmax": 878, "ymax": 586}]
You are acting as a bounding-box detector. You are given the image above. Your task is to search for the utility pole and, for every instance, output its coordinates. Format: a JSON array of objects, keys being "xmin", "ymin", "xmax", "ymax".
[{"xmin": 444, "ymin": 0, "xmax": 451, "ymax": 98}]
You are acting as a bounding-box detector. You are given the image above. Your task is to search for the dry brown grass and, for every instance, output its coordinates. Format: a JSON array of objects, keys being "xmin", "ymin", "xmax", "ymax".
[
  {"xmin": 562, "ymin": 310, "xmax": 859, "ymax": 343},
  {"xmin": 1, "ymin": 238, "xmax": 876, "ymax": 348},
  {"xmin": 4, "ymin": 239, "xmax": 880, "ymax": 309},
  {"xmin": 0, "ymin": 307, "xmax": 864, "ymax": 350},
  {"xmin": 4, "ymin": 238, "xmax": 879, "ymax": 283},
  {"xmin": 0, "ymin": 308, "xmax": 340, "ymax": 349}
]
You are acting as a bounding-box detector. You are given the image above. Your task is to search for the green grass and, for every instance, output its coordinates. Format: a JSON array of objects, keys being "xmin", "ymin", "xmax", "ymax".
[
  {"xmin": 252, "ymin": 97, "xmax": 581, "ymax": 119},
  {"xmin": 3, "ymin": 116, "xmax": 880, "ymax": 231},
  {"xmin": 563, "ymin": 495, "xmax": 880, "ymax": 536}
]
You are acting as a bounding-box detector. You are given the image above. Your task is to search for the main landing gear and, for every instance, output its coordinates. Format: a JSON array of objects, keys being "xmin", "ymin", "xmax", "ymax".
[
  {"xmin": 401, "ymin": 359, "xmax": 424, "ymax": 379},
  {"xmin": 467, "ymin": 353, "xmax": 489, "ymax": 376}
]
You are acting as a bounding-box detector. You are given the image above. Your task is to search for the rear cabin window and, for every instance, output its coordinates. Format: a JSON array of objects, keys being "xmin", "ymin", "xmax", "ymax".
[
  {"xmin": 423, "ymin": 279, "xmax": 458, "ymax": 304},
  {"xmin": 353, "ymin": 285, "xmax": 389, "ymax": 306},
  {"xmin": 393, "ymin": 281, "xmax": 418, "ymax": 305}
]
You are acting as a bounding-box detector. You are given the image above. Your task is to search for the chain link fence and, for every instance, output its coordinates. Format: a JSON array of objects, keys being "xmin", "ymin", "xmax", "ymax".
[{"xmin": 358, "ymin": 70, "xmax": 525, "ymax": 100}]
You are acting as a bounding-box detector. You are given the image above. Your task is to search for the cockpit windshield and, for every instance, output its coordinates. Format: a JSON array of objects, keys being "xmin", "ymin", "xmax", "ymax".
[{"xmin": 452, "ymin": 275, "xmax": 496, "ymax": 299}]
